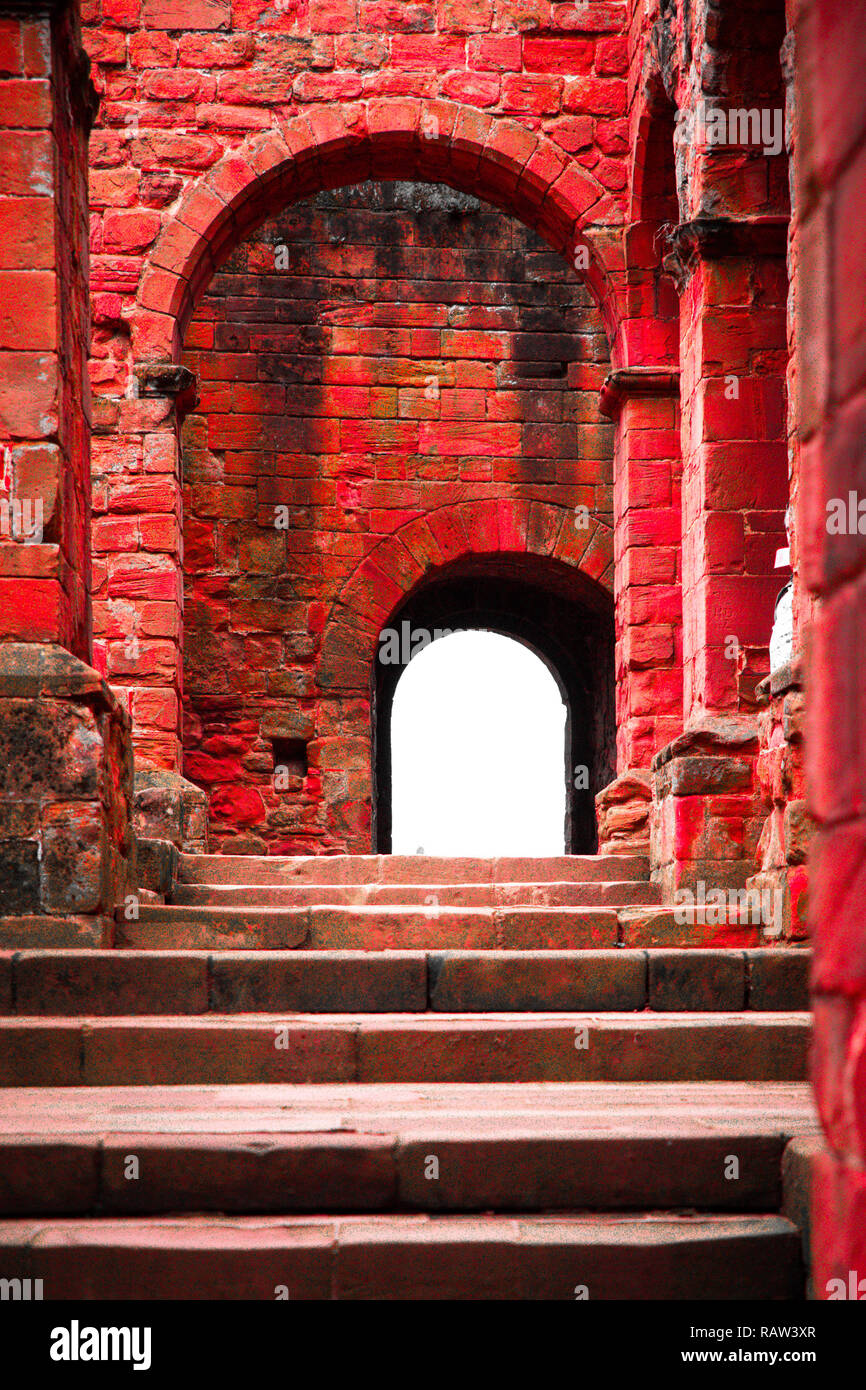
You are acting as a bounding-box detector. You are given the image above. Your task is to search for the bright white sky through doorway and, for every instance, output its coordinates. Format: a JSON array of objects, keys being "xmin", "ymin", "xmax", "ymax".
[{"xmin": 390, "ymin": 629, "xmax": 568, "ymax": 857}]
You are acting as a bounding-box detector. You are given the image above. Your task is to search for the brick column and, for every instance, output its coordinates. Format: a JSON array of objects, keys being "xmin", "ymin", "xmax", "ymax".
[
  {"xmin": 0, "ymin": 0, "xmax": 132, "ymax": 946},
  {"xmin": 92, "ymin": 364, "xmax": 192, "ymax": 774},
  {"xmin": 595, "ymin": 369, "xmax": 681, "ymax": 857},
  {"xmin": 671, "ymin": 217, "xmax": 789, "ymax": 722},
  {"xmin": 601, "ymin": 367, "xmax": 683, "ymax": 768}
]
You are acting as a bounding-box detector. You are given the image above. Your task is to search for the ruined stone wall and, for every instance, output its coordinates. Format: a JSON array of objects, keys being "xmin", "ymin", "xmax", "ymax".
[
  {"xmin": 796, "ymin": 0, "xmax": 866, "ymax": 1304},
  {"xmin": 80, "ymin": 0, "xmax": 632, "ymax": 777},
  {"xmin": 179, "ymin": 179, "xmax": 614, "ymax": 852},
  {"xmin": 1, "ymin": 0, "xmax": 94, "ymax": 656},
  {"xmin": 0, "ymin": 0, "xmax": 133, "ymax": 947}
]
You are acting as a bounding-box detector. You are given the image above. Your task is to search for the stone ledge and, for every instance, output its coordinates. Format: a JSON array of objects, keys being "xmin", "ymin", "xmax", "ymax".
[
  {"xmin": 757, "ymin": 653, "xmax": 805, "ymax": 704},
  {"xmin": 651, "ymin": 716, "xmax": 760, "ymax": 773},
  {"xmin": 0, "ymin": 643, "xmax": 126, "ymax": 720},
  {"xmin": 665, "ymin": 215, "xmax": 789, "ymax": 289},
  {"xmin": 134, "ymin": 364, "xmax": 198, "ymax": 421},
  {"xmin": 0, "ymin": 914, "xmax": 113, "ymax": 949}
]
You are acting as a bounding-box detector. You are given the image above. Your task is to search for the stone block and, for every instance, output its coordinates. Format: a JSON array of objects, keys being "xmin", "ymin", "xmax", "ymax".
[
  {"xmin": 133, "ymin": 765, "xmax": 209, "ymax": 852},
  {"xmin": 648, "ymin": 950, "xmax": 746, "ymax": 1011},
  {"xmin": 0, "ymin": 646, "xmax": 132, "ymax": 946},
  {"xmin": 670, "ymin": 756, "xmax": 753, "ymax": 797},
  {"xmin": 134, "ymin": 837, "xmax": 178, "ymax": 897}
]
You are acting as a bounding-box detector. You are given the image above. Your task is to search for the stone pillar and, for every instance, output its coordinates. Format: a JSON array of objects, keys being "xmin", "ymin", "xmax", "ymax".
[
  {"xmin": 650, "ymin": 715, "xmax": 764, "ymax": 902},
  {"xmin": 598, "ymin": 367, "xmax": 682, "ymax": 854},
  {"xmin": 796, "ymin": 0, "xmax": 866, "ymax": 1297},
  {"xmin": 646, "ymin": 218, "xmax": 790, "ymax": 908},
  {"xmin": 92, "ymin": 364, "xmax": 193, "ymax": 774},
  {"xmin": 747, "ymin": 656, "xmax": 812, "ymax": 943},
  {"xmin": 601, "ymin": 367, "xmax": 683, "ymax": 767},
  {"xmin": 0, "ymin": 0, "xmax": 132, "ymax": 945},
  {"xmin": 670, "ymin": 216, "xmax": 789, "ymax": 722}
]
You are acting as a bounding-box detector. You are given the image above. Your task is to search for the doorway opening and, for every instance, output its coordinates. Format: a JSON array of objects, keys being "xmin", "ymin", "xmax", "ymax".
[
  {"xmin": 373, "ymin": 562, "xmax": 616, "ymax": 855},
  {"xmin": 389, "ymin": 630, "xmax": 567, "ymax": 857}
]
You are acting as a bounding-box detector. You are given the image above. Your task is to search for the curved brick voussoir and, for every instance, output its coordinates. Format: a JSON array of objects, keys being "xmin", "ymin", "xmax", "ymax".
[
  {"xmin": 318, "ymin": 501, "xmax": 614, "ymax": 699},
  {"xmin": 135, "ymin": 104, "xmax": 625, "ymax": 367},
  {"xmin": 480, "ymin": 120, "xmax": 540, "ymax": 203},
  {"xmin": 317, "ymin": 624, "xmax": 372, "ymax": 696}
]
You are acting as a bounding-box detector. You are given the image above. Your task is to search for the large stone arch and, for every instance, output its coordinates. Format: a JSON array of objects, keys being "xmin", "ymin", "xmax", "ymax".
[
  {"xmin": 134, "ymin": 100, "xmax": 627, "ymax": 365},
  {"xmin": 103, "ymin": 100, "xmax": 627, "ymax": 790}
]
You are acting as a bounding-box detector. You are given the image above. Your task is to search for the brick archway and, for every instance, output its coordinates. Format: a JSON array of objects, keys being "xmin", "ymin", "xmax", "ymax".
[
  {"xmin": 319, "ymin": 499, "xmax": 613, "ymax": 693},
  {"xmin": 312, "ymin": 502, "xmax": 614, "ymax": 856},
  {"xmin": 108, "ymin": 103, "xmax": 627, "ymax": 777},
  {"xmin": 134, "ymin": 100, "xmax": 626, "ymax": 364},
  {"xmin": 366, "ymin": 547, "xmax": 616, "ymax": 856}
]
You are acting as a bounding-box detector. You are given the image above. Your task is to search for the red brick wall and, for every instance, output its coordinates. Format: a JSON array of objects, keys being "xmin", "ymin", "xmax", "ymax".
[
  {"xmin": 0, "ymin": 0, "xmax": 94, "ymax": 658},
  {"xmin": 797, "ymin": 0, "xmax": 866, "ymax": 1302},
  {"xmin": 81, "ymin": 1, "xmax": 633, "ymax": 773},
  {"xmin": 179, "ymin": 180, "xmax": 615, "ymax": 852}
]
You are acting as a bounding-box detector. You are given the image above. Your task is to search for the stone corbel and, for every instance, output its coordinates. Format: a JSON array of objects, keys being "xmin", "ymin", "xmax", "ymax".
[
  {"xmin": 135, "ymin": 364, "xmax": 199, "ymax": 422},
  {"xmin": 599, "ymin": 367, "xmax": 680, "ymax": 420},
  {"xmin": 663, "ymin": 215, "xmax": 789, "ymax": 291}
]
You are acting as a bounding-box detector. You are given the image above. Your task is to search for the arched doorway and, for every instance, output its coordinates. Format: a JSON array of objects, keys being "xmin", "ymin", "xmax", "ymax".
[
  {"xmin": 174, "ymin": 169, "xmax": 617, "ymax": 855},
  {"xmin": 389, "ymin": 630, "xmax": 567, "ymax": 857},
  {"xmin": 373, "ymin": 561, "xmax": 615, "ymax": 855}
]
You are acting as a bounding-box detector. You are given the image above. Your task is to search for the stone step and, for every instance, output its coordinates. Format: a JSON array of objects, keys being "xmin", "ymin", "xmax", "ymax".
[
  {"xmin": 0, "ymin": 949, "xmax": 811, "ymax": 1015},
  {"xmin": 176, "ymin": 853, "xmax": 652, "ymax": 887},
  {"xmin": 0, "ymin": 1081, "xmax": 818, "ymax": 1216},
  {"xmin": 170, "ymin": 880, "xmax": 663, "ymax": 908},
  {"xmin": 0, "ymin": 1013, "xmax": 811, "ymax": 1086},
  {"xmin": 116, "ymin": 903, "xmax": 766, "ymax": 952},
  {"xmin": 0, "ymin": 1212, "xmax": 804, "ymax": 1299},
  {"xmin": 118, "ymin": 904, "xmax": 620, "ymax": 951}
]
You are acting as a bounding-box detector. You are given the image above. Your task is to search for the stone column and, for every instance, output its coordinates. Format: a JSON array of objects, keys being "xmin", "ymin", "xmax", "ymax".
[
  {"xmin": 597, "ymin": 367, "xmax": 682, "ymax": 855},
  {"xmin": 0, "ymin": 0, "xmax": 132, "ymax": 945},
  {"xmin": 92, "ymin": 363, "xmax": 194, "ymax": 774},
  {"xmin": 670, "ymin": 216, "xmax": 789, "ymax": 722},
  {"xmin": 647, "ymin": 217, "xmax": 790, "ymax": 904}
]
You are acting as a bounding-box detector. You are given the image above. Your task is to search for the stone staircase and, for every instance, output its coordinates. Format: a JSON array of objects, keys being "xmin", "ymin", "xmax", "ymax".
[{"xmin": 0, "ymin": 853, "xmax": 817, "ymax": 1299}]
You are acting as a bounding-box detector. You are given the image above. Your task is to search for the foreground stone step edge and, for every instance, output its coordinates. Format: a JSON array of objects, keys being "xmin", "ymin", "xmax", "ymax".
[
  {"xmin": 0, "ymin": 1213, "xmax": 804, "ymax": 1300},
  {"xmin": 0, "ymin": 949, "xmax": 812, "ymax": 1016},
  {"xmin": 0, "ymin": 1014, "xmax": 811, "ymax": 1086}
]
